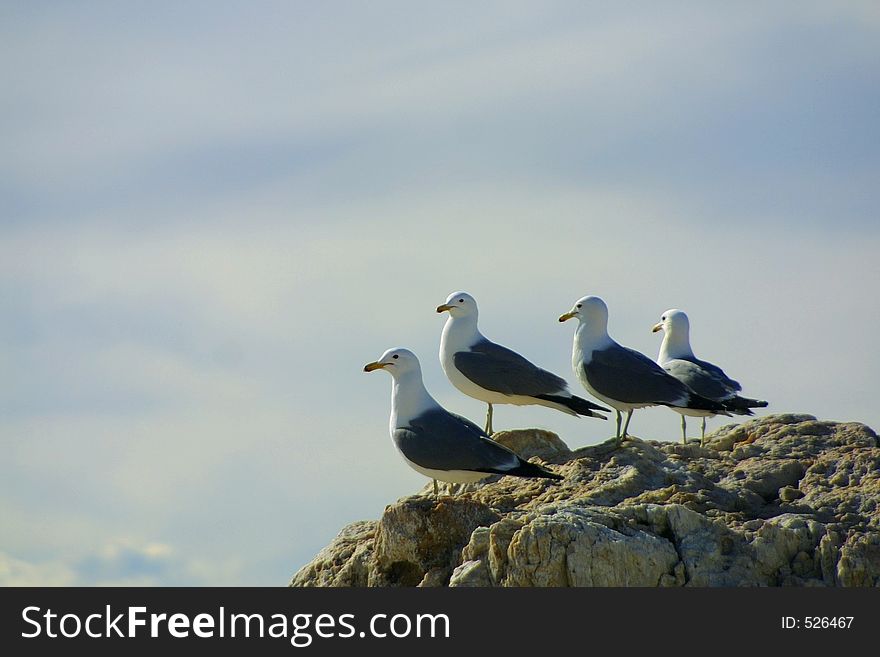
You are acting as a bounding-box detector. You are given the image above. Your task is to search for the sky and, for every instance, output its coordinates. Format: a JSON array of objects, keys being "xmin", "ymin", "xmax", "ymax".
[{"xmin": 2, "ymin": 1, "xmax": 879, "ymax": 585}]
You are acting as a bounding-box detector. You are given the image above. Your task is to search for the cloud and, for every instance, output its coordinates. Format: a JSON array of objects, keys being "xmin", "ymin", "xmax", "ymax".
[
  {"xmin": 2, "ymin": 181, "xmax": 878, "ymax": 585},
  {"xmin": 3, "ymin": 2, "xmax": 878, "ymax": 231},
  {"xmin": 0, "ymin": 551, "xmax": 77, "ymax": 587},
  {"xmin": 1, "ymin": 3, "xmax": 878, "ymax": 584},
  {"xmin": 0, "ymin": 540, "xmax": 219, "ymax": 587},
  {"xmin": 75, "ymin": 541, "xmax": 176, "ymax": 585}
]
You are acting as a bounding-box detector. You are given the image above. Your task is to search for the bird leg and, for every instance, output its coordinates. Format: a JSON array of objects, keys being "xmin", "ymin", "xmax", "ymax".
[
  {"xmin": 681, "ymin": 415, "xmax": 688, "ymax": 444},
  {"xmin": 432, "ymin": 479, "xmax": 438, "ymax": 496},
  {"xmin": 700, "ymin": 417, "xmax": 707, "ymax": 446},
  {"xmin": 620, "ymin": 410, "xmax": 633, "ymax": 445},
  {"xmin": 484, "ymin": 403, "xmax": 494, "ymax": 435},
  {"xmin": 615, "ymin": 410, "xmax": 622, "ymax": 440}
]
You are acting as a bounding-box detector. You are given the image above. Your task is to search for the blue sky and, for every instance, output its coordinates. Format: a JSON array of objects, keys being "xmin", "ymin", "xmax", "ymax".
[{"xmin": 2, "ymin": 2, "xmax": 879, "ymax": 585}]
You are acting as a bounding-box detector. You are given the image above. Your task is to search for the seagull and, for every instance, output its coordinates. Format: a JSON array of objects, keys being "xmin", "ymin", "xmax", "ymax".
[
  {"xmin": 437, "ymin": 291, "xmax": 609, "ymax": 435},
  {"xmin": 653, "ymin": 308, "xmax": 768, "ymax": 444},
  {"xmin": 364, "ymin": 347, "xmax": 563, "ymax": 495},
  {"xmin": 559, "ymin": 295, "xmax": 729, "ymax": 445}
]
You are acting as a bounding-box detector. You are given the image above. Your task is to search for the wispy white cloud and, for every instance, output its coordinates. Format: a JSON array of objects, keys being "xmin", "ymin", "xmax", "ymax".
[
  {"xmin": 0, "ymin": 540, "xmax": 231, "ymax": 586},
  {"xmin": 0, "ymin": 551, "xmax": 77, "ymax": 587}
]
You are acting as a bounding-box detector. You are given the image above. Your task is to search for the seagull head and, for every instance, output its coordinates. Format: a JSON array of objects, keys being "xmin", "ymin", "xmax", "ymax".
[
  {"xmin": 364, "ymin": 347, "xmax": 421, "ymax": 378},
  {"xmin": 652, "ymin": 308, "xmax": 689, "ymax": 336},
  {"xmin": 436, "ymin": 291, "xmax": 477, "ymax": 318},
  {"xmin": 559, "ymin": 295, "xmax": 608, "ymax": 326}
]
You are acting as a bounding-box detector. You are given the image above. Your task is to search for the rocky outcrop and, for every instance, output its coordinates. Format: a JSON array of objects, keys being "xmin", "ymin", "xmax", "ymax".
[{"xmin": 290, "ymin": 415, "xmax": 880, "ymax": 587}]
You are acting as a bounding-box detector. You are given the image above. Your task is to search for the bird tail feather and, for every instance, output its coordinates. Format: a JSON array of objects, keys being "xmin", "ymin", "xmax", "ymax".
[
  {"xmin": 683, "ymin": 393, "xmax": 730, "ymax": 414},
  {"xmin": 535, "ymin": 393, "xmax": 610, "ymax": 419},
  {"xmin": 485, "ymin": 459, "xmax": 563, "ymax": 481},
  {"xmin": 722, "ymin": 396, "xmax": 769, "ymax": 415}
]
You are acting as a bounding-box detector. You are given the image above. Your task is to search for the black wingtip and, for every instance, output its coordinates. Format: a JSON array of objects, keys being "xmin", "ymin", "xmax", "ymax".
[
  {"xmin": 723, "ymin": 396, "xmax": 769, "ymax": 414},
  {"xmin": 501, "ymin": 460, "xmax": 563, "ymax": 481},
  {"xmin": 536, "ymin": 393, "xmax": 611, "ymax": 418},
  {"xmin": 686, "ymin": 392, "xmax": 729, "ymax": 413}
]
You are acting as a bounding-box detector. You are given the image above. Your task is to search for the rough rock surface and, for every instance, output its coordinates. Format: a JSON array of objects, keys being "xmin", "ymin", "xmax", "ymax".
[{"xmin": 290, "ymin": 415, "xmax": 880, "ymax": 587}]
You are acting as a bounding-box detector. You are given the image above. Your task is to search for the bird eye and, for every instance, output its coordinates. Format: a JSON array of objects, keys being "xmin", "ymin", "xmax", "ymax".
[
  {"xmin": 458, "ymin": 298, "xmax": 464, "ymax": 302},
  {"xmin": 662, "ymin": 316, "xmax": 666, "ymax": 321},
  {"xmin": 576, "ymin": 304, "xmax": 582, "ymax": 309},
  {"xmin": 392, "ymin": 354, "xmax": 399, "ymax": 359}
]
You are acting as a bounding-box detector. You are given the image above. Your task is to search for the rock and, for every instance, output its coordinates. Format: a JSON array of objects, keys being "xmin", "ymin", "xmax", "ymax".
[
  {"xmin": 779, "ymin": 486, "xmax": 804, "ymax": 502},
  {"xmin": 501, "ymin": 507, "xmax": 679, "ymax": 586},
  {"xmin": 290, "ymin": 520, "xmax": 376, "ymax": 587},
  {"xmin": 836, "ymin": 533, "xmax": 880, "ymax": 586},
  {"xmin": 290, "ymin": 415, "xmax": 880, "ymax": 587},
  {"xmin": 722, "ymin": 458, "xmax": 805, "ymax": 500},
  {"xmin": 368, "ymin": 496, "xmax": 499, "ymax": 587},
  {"xmin": 449, "ymin": 560, "xmax": 492, "ymax": 587},
  {"xmin": 492, "ymin": 428, "xmax": 572, "ymax": 461},
  {"xmin": 417, "ymin": 567, "xmax": 450, "ymax": 587}
]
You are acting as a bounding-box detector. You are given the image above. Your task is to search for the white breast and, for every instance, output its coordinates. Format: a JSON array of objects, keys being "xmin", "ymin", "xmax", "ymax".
[{"xmin": 439, "ymin": 318, "xmax": 513, "ymax": 404}]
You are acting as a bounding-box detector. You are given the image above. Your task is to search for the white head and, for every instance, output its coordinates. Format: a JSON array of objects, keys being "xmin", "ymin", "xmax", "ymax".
[
  {"xmin": 436, "ymin": 291, "xmax": 478, "ymax": 320},
  {"xmin": 652, "ymin": 308, "xmax": 690, "ymax": 337},
  {"xmin": 363, "ymin": 347, "xmax": 422, "ymax": 379},
  {"xmin": 559, "ymin": 295, "xmax": 609, "ymax": 331}
]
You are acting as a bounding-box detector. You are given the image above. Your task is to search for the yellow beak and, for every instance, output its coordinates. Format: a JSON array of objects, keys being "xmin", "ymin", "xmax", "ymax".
[
  {"xmin": 651, "ymin": 323, "xmax": 663, "ymax": 333},
  {"xmin": 558, "ymin": 311, "xmax": 576, "ymax": 322},
  {"xmin": 363, "ymin": 361, "xmax": 386, "ymax": 372},
  {"xmin": 436, "ymin": 304, "xmax": 454, "ymax": 313}
]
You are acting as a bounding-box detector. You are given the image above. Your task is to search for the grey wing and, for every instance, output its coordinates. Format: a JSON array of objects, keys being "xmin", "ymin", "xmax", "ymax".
[
  {"xmin": 680, "ymin": 355, "xmax": 742, "ymax": 392},
  {"xmin": 393, "ymin": 408, "xmax": 520, "ymax": 473},
  {"xmin": 453, "ymin": 339, "xmax": 568, "ymax": 397},
  {"xmin": 584, "ymin": 345, "xmax": 691, "ymax": 404},
  {"xmin": 663, "ymin": 359, "xmax": 738, "ymax": 401}
]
